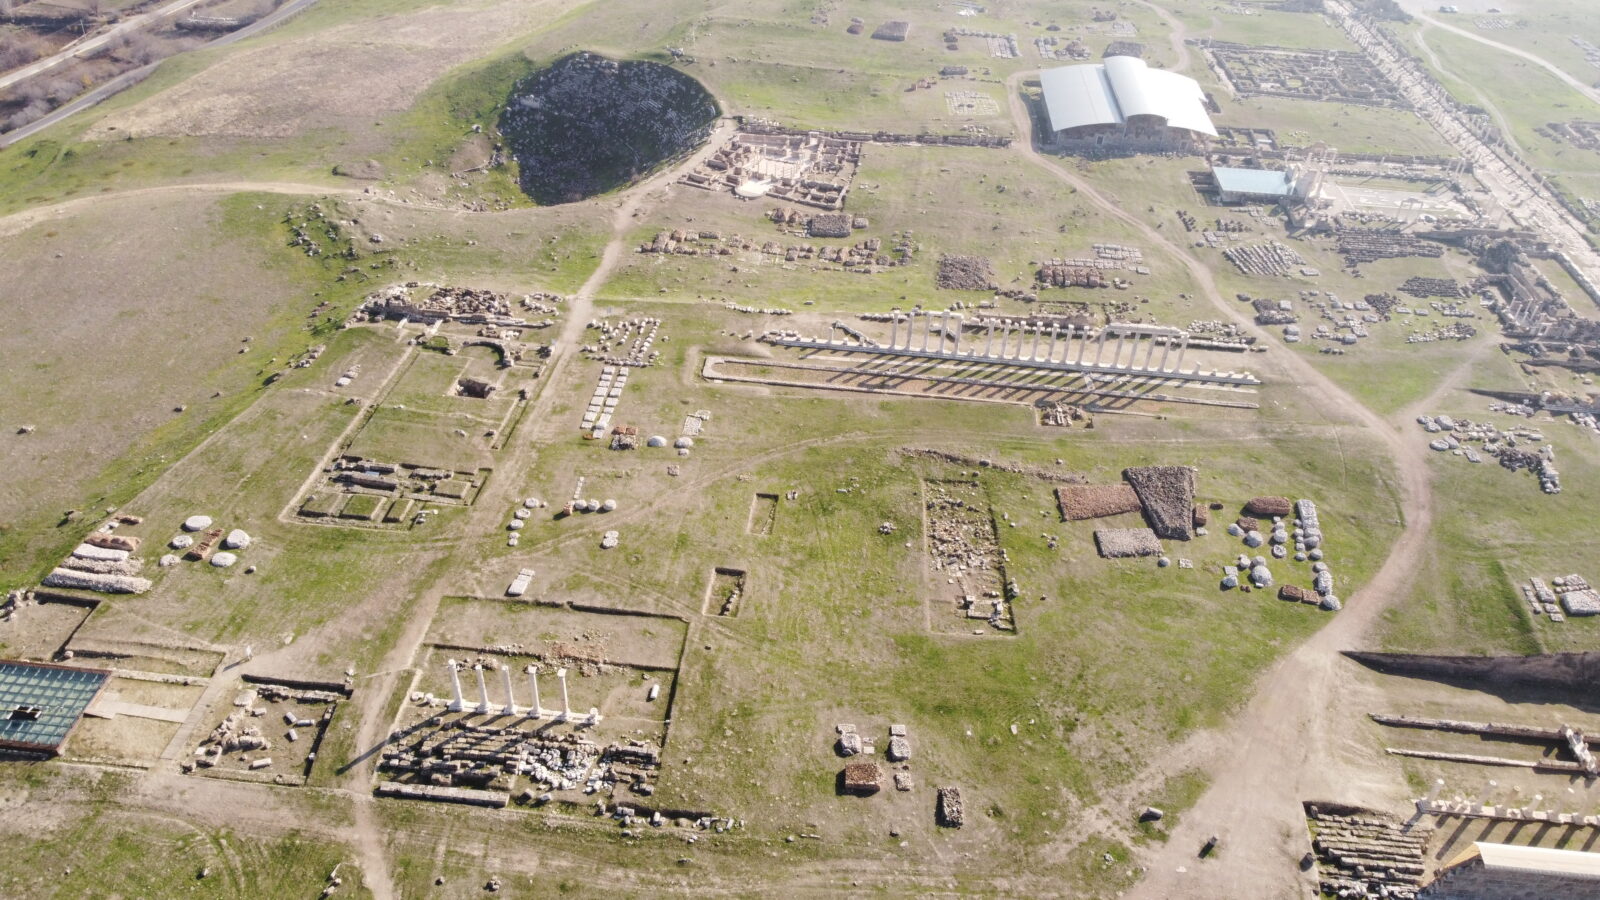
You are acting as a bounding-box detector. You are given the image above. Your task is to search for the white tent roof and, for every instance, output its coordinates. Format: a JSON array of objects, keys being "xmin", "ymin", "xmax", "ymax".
[
  {"xmin": 1039, "ymin": 56, "xmax": 1217, "ymax": 137},
  {"xmin": 1457, "ymin": 842, "xmax": 1600, "ymax": 879}
]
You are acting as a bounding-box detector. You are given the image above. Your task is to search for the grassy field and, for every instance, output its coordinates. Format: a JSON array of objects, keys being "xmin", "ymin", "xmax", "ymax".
[
  {"xmin": 601, "ymin": 145, "xmax": 1227, "ymax": 335},
  {"xmin": 1400, "ymin": 0, "xmax": 1600, "ymax": 90},
  {"xmin": 1214, "ymin": 95, "xmax": 1456, "ymax": 156},
  {"xmin": 1377, "ymin": 346, "xmax": 1600, "ymax": 656},
  {"xmin": 2, "ymin": 0, "xmax": 1581, "ymax": 892},
  {"xmin": 1197, "ymin": 7, "xmax": 1359, "ymax": 52},
  {"xmin": 1402, "ymin": 22, "xmax": 1598, "ymax": 173},
  {"xmin": 0, "ymin": 191, "xmax": 372, "ymax": 589},
  {"xmin": 0, "ymin": 766, "xmax": 368, "ymax": 899}
]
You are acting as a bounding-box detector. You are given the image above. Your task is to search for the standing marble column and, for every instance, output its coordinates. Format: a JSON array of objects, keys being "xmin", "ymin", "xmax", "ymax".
[
  {"xmin": 500, "ymin": 664, "xmax": 517, "ymax": 716},
  {"xmin": 526, "ymin": 665, "xmax": 543, "ymax": 719},
  {"xmin": 473, "ymin": 665, "xmax": 493, "ymax": 715},
  {"xmin": 446, "ymin": 660, "xmax": 466, "ymax": 712}
]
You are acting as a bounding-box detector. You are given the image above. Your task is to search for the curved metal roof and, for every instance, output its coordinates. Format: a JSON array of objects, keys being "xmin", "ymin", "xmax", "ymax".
[{"xmin": 1039, "ymin": 56, "xmax": 1217, "ymax": 137}]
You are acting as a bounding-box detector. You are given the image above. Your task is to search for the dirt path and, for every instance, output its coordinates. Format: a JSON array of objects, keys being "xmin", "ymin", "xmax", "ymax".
[
  {"xmin": 520, "ymin": 117, "xmax": 736, "ymax": 429},
  {"xmin": 315, "ymin": 120, "xmax": 739, "ymax": 899},
  {"xmin": 1137, "ymin": 0, "xmax": 1192, "ymax": 73},
  {"xmin": 1004, "ymin": 71, "xmax": 1437, "ymax": 895},
  {"xmin": 0, "ymin": 181, "xmax": 361, "ymax": 238},
  {"xmin": 1402, "ymin": 3, "xmax": 1600, "ymax": 109},
  {"xmin": 1407, "ymin": 23, "xmax": 1527, "ymax": 160},
  {"xmin": 0, "ymin": 174, "xmax": 520, "ymax": 239}
]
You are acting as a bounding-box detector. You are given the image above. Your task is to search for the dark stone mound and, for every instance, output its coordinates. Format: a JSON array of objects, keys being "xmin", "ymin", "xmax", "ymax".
[
  {"xmin": 1122, "ymin": 465, "xmax": 1196, "ymax": 541},
  {"xmin": 1344, "ymin": 651, "xmax": 1600, "ymax": 693},
  {"xmin": 501, "ymin": 53, "xmax": 718, "ymax": 204}
]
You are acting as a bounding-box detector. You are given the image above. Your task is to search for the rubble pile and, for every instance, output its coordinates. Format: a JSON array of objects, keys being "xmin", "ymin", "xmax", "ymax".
[
  {"xmin": 360, "ymin": 283, "xmax": 544, "ymax": 328},
  {"xmin": 1039, "ymin": 401, "xmax": 1091, "ymax": 428},
  {"xmin": 1251, "ymin": 297, "xmax": 1297, "ymax": 326},
  {"xmin": 379, "ymin": 720, "xmax": 626, "ymax": 794},
  {"xmin": 936, "ymin": 786, "xmax": 964, "ymax": 827},
  {"xmin": 1363, "ymin": 292, "xmax": 1401, "ymax": 319},
  {"xmin": 842, "ymin": 761, "xmax": 883, "ymax": 794},
  {"xmin": 924, "ymin": 479, "xmax": 1013, "ymax": 630},
  {"xmin": 871, "ymin": 20, "xmax": 910, "ymax": 41},
  {"xmin": 936, "ymin": 255, "xmax": 997, "ymax": 291},
  {"xmin": 807, "ymin": 214, "xmax": 853, "ymax": 238},
  {"xmin": 204, "ymin": 707, "xmax": 271, "ymax": 755},
  {"xmin": 1244, "ymin": 496, "xmax": 1292, "ymax": 518},
  {"xmin": 1279, "ymin": 584, "xmax": 1318, "ymax": 605},
  {"xmin": 1416, "ymin": 414, "xmax": 1561, "ymax": 492}
]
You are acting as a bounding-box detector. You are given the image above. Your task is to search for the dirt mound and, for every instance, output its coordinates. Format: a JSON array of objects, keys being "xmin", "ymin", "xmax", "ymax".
[
  {"xmin": 1279, "ymin": 584, "xmax": 1316, "ymax": 604},
  {"xmin": 937, "ymin": 255, "xmax": 996, "ymax": 290},
  {"xmin": 332, "ymin": 160, "xmax": 386, "ymax": 181},
  {"xmin": 1244, "ymin": 496, "xmax": 1292, "ymax": 517},
  {"xmin": 1094, "ymin": 528, "xmax": 1162, "ymax": 558},
  {"xmin": 1056, "ymin": 484, "xmax": 1141, "ymax": 520},
  {"xmin": 1123, "ymin": 466, "xmax": 1196, "ymax": 541},
  {"xmin": 501, "ymin": 53, "xmax": 718, "ymax": 204},
  {"xmin": 1344, "ymin": 651, "xmax": 1600, "ymax": 691}
]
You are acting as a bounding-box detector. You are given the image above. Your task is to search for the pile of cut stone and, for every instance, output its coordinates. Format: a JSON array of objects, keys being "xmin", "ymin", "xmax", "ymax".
[
  {"xmin": 835, "ymin": 722, "xmax": 916, "ymax": 796},
  {"xmin": 42, "ymin": 516, "xmax": 152, "ymax": 594},
  {"xmin": 1303, "ymin": 802, "xmax": 1427, "ymax": 899},
  {"xmin": 1222, "ymin": 241, "xmax": 1304, "ymax": 277},
  {"xmin": 1525, "ymin": 575, "xmax": 1600, "ymax": 621},
  {"xmin": 936, "ymin": 786, "xmax": 964, "ymax": 827}
]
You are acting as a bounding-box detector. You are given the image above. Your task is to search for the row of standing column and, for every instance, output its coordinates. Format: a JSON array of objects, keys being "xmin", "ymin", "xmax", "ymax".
[
  {"xmin": 445, "ymin": 658, "xmax": 596, "ymax": 722},
  {"xmin": 889, "ymin": 314, "xmax": 1194, "ymax": 374}
]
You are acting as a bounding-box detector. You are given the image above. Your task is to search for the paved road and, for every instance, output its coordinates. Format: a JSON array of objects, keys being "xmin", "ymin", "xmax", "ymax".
[
  {"xmin": 0, "ymin": 0, "xmax": 319, "ymax": 149},
  {"xmin": 0, "ymin": 0, "xmax": 212, "ymax": 92}
]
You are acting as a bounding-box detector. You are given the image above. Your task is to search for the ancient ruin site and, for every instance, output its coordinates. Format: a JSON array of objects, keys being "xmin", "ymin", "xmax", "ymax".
[{"xmin": 8, "ymin": 0, "xmax": 1600, "ymax": 896}]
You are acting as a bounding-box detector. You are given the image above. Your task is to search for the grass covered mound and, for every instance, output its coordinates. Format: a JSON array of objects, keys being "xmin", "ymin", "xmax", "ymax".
[{"xmin": 501, "ymin": 52, "xmax": 718, "ymax": 204}]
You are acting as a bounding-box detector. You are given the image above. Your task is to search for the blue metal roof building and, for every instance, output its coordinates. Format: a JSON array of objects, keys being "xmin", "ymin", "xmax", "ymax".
[{"xmin": 1212, "ymin": 166, "xmax": 1297, "ymax": 203}]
